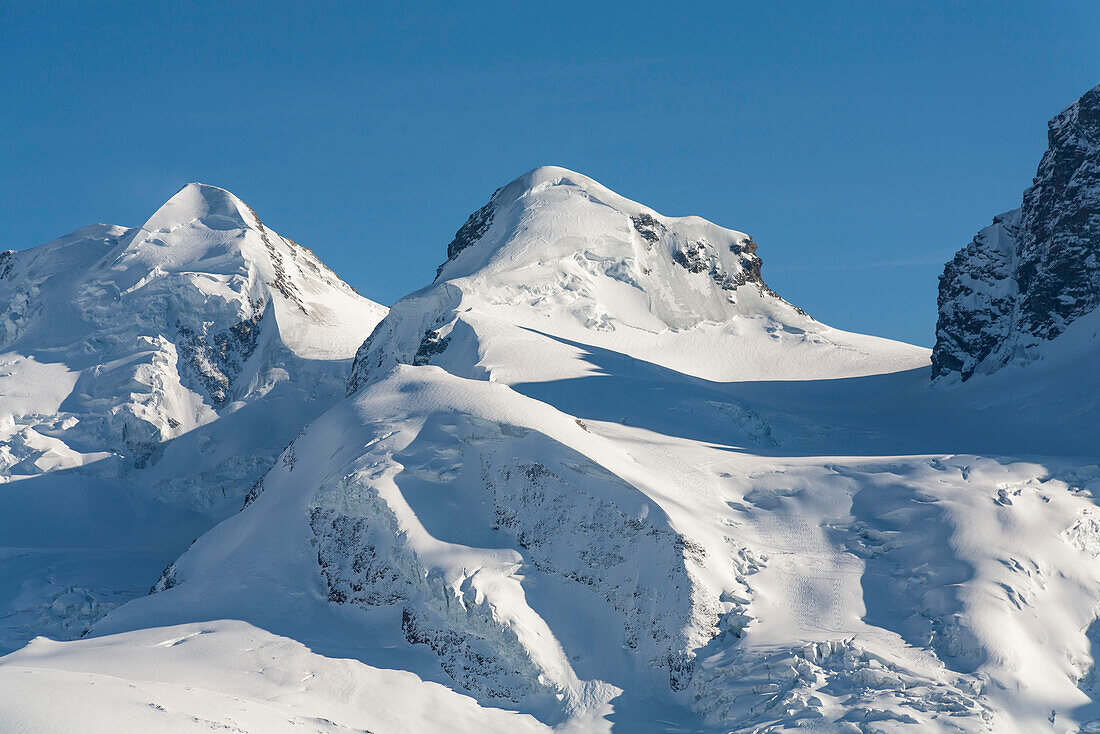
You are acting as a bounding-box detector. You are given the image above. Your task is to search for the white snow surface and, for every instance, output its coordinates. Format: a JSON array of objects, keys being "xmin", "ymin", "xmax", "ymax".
[
  {"xmin": 4, "ymin": 167, "xmax": 1100, "ymax": 733},
  {"xmin": 0, "ymin": 620, "xmax": 550, "ymax": 734}
]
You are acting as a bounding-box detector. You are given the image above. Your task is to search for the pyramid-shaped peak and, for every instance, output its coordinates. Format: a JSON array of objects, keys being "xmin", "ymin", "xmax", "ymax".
[{"xmin": 142, "ymin": 182, "xmax": 256, "ymax": 233}]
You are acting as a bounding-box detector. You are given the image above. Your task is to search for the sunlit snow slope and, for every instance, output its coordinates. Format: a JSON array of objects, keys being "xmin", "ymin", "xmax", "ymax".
[
  {"xmin": 0, "ymin": 183, "xmax": 386, "ymax": 652},
  {"xmin": 4, "ymin": 157, "xmax": 1100, "ymax": 734}
]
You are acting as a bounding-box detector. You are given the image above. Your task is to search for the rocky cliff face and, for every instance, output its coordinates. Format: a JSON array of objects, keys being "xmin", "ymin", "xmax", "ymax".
[{"xmin": 933, "ymin": 83, "xmax": 1100, "ymax": 380}]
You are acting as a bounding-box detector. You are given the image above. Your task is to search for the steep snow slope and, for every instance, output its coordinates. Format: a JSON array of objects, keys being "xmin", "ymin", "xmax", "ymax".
[
  {"xmin": 0, "ymin": 184, "xmax": 386, "ymax": 652},
  {"xmin": 934, "ymin": 82, "xmax": 1100, "ymax": 380}
]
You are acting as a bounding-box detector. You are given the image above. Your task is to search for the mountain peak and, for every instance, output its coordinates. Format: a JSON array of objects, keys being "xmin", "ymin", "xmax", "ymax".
[
  {"xmin": 488, "ymin": 166, "xmax": 662, "ymax": 220},
  {"xmin": 347, "ymin": 166, "xmax": 906, "ymax": 395},
  {"xmin": 501, "ymin": 165, "xmax": 607, "ymax": 197},
  {"xmin": 1050, "ymin": 81, "xmax": 1100, "ymax": 145},
  {"xmin": 933, "ymin": 81, "xmax": 1100, "ymax": 380},
  {"xmin": 0, "ymin": 181, "xmax": 387, "ymax": 486},
  {"xmin": 142, "ymin": 182, "xmax": 255, "ymax": 233},
  {"xmin": 429, "ymin": 166, "xmax": 786, "ymax": 326}
]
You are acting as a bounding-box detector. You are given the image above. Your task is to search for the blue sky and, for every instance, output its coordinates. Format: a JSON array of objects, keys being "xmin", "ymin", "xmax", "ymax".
[{"xmin": 3, "ymin": 2, "xmax": 1098, "ymax": 346}]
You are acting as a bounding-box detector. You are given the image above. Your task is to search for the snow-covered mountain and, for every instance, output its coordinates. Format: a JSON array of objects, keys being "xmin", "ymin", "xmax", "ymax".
[
  {"xmin": 3, "ymin": 125, "xmax": 1100, "ymax": 734},
  {"xmin": 933, "ymin": 82, "xmax": 1100, "ymax": 381},
  {"xmin": 348, "ymin": 167, "xmax": 924, "ymax": 394},
  {"xmin": 0, "ymin": 183, "xmax": 386, "ymax": 651},
  {"xmin": 1, "ymin": 163, "xmax": 1082, "ymax": 734}
]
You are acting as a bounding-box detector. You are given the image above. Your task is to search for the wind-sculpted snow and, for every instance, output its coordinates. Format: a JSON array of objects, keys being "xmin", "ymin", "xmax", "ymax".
[
  {"xmin": 0, "ymin": 183, "xmax": 386, "ymax": 651},
  {"xmin": 142, "ymin": 365, "xmax": 738, "ymax": 719},
  {"xmin": 309, "ymin": 465, "xmax": 565, "ymax": 708},
  {"xmin": 7, "ymin": 164, "xmax": 1100, "ymax": 733},
  {"xmin": 105, "ymin": 350, "xmax": 1100, "ymax": 731},
  {"xmin": 392, "ymin": 414, "xmax": 716, "ymax": 693}
]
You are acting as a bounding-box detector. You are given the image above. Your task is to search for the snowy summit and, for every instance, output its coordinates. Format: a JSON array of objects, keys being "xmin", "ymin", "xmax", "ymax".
[{"xmin": 0, "ymin": 183, "xmax": 386, "ymax": 653}]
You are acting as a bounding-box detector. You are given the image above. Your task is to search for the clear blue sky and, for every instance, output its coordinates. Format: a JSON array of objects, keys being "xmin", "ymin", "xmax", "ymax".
[{"xmin": 3, "ymin": 2, "xmax": 1099, "ymax": 346}]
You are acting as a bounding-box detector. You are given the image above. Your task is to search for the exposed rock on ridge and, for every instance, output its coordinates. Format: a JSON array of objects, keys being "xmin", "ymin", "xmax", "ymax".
[{"xmin": 349, "ymin": 166, "xmax": 821, "ymax": 394}]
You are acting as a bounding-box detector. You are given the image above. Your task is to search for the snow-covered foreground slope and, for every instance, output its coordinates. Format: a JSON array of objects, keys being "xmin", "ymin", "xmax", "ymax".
[
  {"xmin": 92, "ymin": 362, "xmax": 1100, "ymax": 732},
  {"xmin": 0, "ymin": 621, "xmax": 550, "ymax": 734},
  {"xmin": 6, "ymin": 165, "xmax": 1081, "ymax": 734},
  {"xmin": 0, "ymin": 184, "xmax": 386, "ymax": 652}
]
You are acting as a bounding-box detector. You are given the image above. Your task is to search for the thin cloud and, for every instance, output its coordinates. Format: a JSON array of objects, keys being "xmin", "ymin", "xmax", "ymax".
[{"xmin": 767, "ymin": 256, "xmax": 949, "ymax": 273}]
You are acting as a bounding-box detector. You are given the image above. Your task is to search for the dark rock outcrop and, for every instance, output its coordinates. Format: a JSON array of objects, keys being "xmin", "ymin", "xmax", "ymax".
[
  {"xmin": 932, "ymin": 211, "xmax": 1020, "ymax": 380},
  {"xmin": 412, "ymin": 328, "xmax": 450, "ymax": 366},
  {"xmin": 176, "ymin": 299, "xmax": 267, "ymax": 407},
  {"xmin": 435, "ymin": 192, "xmax": 499, "ymax": 279},
  {"xmin": 933, "ymin": 83, "xmax": 1100, "ymax": 380},
  {"xmin": 631, "ymin": 213, "xmax": 665, "ymax": 245}
]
